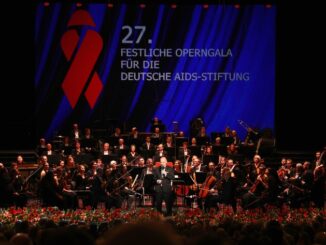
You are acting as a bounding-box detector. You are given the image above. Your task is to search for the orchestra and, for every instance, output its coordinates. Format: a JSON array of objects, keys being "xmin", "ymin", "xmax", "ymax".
[{"xmin": 0, "ymin": 123, "xmax": 324, "ymax": 213}]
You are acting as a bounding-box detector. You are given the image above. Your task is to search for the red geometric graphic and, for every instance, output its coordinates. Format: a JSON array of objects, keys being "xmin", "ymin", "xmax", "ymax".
[
  {"xmin": 85, "ymin": 72, "xmax": 103, "ymax": 109},
  {"xmin": 60, "ymin": 10, "xmax": 103, "ymax": 109}
]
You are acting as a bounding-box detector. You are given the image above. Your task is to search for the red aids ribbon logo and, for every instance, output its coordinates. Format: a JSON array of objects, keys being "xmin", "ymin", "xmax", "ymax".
[{"xmin": 61, "ymin": 10, "xmax": 103, "ymax": 109}]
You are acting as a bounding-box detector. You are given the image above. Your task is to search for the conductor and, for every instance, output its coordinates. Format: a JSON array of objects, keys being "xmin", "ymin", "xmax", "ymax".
[{"xmin": 153, "ymin": 157, "xmax": 174, "ymax": 216}]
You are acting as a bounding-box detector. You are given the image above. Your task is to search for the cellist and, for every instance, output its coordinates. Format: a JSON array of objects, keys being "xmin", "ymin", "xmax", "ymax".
[
  {"xmin": 197, "ymin": 162, "xmax": 218, "ymax": 210},
  {"xmin": 241, "ymin": 164, "xmax": 269, "ymax": 209},
  {"xmin": 204, "ymin": 167, "xmax": 237, "ymax": 213}
]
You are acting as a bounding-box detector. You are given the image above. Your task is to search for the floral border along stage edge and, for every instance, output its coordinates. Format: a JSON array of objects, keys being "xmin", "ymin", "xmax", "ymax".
[{"xmin": 0, "ymin": 206, "xmax": 325, "ymax": 229}]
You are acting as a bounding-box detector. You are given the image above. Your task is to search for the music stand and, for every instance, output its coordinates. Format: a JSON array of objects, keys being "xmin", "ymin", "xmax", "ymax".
[
  {"xmin": 179, "ymin": 173, "xmax": 194, "ymax": 186},
  {"xmin": 195, "ymin": 172, "xmax": 207, "ymax": 184},
  {"xmin": 178, "ymin": 173, "xmax": 198, "ymax": 207}
]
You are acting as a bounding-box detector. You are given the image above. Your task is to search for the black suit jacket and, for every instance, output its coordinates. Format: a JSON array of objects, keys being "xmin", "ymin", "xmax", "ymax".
[
  {"xmin": 219, "ymin": 177, "xmax": 237, "ymax": 204},
  {"xmin": 153, "ymin": 166, "xmax": 174, "ymax": 193}
]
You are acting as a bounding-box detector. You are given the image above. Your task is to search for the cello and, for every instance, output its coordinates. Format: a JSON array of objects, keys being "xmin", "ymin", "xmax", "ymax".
[{"xmin": 198, "ymin": 173, "xmax": 217, "ymax": 199}]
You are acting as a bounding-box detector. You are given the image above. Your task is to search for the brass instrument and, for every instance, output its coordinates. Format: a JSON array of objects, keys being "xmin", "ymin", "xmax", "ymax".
[{"xmin": 238, "ymin": 120, "xmax": 259, "ymax": 135}]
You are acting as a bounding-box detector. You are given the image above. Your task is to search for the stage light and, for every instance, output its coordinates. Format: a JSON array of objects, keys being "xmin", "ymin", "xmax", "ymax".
[
  {"xmin": 43, "ymin": 2, "xmax": 50, "ymax": 7},
  {"xmin": 76, "ymin": 3, "xmax": 83, "ymax": 8},
  {"xmin": 265, "ymin": 4, "xmax": 272, "ymax": 8},
  {"xmin": 171, "ymin": 4, "xmax": 177, "ymax": 9},
  {"xmin": 234, "ymin": 4, "xmax": 240, "ymax": 9},
  {"xmin": 107, "ymin": 3, "xmax": 114, "ymax": 8},
  {"xmin": 203, "ymin": 4, "xmax": 209, "ymax": 9},
  {"xmin": 140, "ymin": 4, "xmax": 146, "ymax": 9}
]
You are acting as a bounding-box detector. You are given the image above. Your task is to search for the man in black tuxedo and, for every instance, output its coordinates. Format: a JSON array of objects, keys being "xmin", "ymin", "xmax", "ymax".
[{"xmin": 153, "ymin": 157, "xmax": 174, "ymax": 216}]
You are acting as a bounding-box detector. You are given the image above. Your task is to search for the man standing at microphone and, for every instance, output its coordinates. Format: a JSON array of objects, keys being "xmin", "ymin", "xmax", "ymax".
[{"xmin": 153, "ymin": 157, "xmax": 174, "ymax": 216}]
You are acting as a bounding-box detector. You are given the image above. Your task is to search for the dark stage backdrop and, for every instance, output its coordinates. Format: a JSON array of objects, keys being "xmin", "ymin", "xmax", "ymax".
[{"xmin": 35, "ymin": 3, "xmax": 275, "ymax": 141}]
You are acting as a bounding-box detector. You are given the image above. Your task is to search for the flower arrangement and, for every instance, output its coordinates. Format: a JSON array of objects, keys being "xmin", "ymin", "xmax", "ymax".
[{"xmin": 0, "ymin": 206, "xmax": 324, "ymax": 230}]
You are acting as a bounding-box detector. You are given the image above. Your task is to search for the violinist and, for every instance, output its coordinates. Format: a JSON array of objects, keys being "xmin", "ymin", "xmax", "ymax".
[
  {"xmin": 103, "ymin": 167, "xmax": 122, "ymax": 210},
  {"xmin": 242, "ymin": 164, "xmax": 269, "ymax": 209},
  {"xmin": 285, "ymin": 163, "xmax": 307, "ymax": 208},
  {"xmin": 105, "ymin": 161, "xmax": 127, "ymax": 202},
  {"xmin": 204, "ymin": 167, "xmax": 237, "ymax": 213},
  {"xmin": 118, "ymin": 164, "xmax": 132, "ymax": 197},
  {"xmin": 123, "ymin": 175, "xmax": 139, "ymax": 209},
  {"xmin": 55, "ymin": 166, "xmax": 77, "ymax": 210},
  {"xmin": 242, "ymin": 155, "xmax": 261, "ymax": 190}
]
